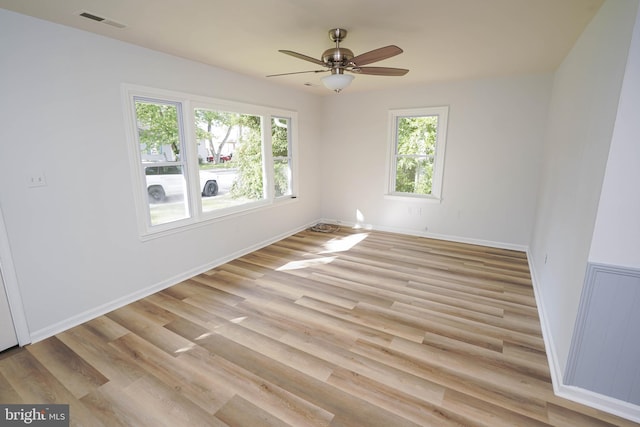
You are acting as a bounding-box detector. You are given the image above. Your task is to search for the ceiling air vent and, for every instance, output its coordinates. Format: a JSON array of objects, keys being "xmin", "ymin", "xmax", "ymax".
[{"xmin": 77, "ymin": 11, "xmax": 126, "ymax": 29}]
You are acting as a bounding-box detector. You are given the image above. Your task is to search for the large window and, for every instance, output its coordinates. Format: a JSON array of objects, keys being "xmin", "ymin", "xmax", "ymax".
[
  {"xmin": 388, "ymin": 106, "xmax": 448, "ymax": 200},
  {"xmin": 123, "ymin": 86, "xmax": 297, "ymax": 237}
]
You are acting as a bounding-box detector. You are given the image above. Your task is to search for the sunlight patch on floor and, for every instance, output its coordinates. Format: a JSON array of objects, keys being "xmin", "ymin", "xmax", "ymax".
[
  {"xmin": 174, "ymin": 343, "xmax": 196, "ymax": 354},
  {"xmin": 230, "ymin": 316, "xmax": 248, "ymax": 324},
  {"xmin": 320, "ymin": 232, "xmax": 369, "ymax": 254},
  {"xmin": 276, "ymin": 256, "xmax": 337, "ymax": 271},
  {"xmin": 195, "ymin": 332, "xmax": 213, "ymax": 340}
]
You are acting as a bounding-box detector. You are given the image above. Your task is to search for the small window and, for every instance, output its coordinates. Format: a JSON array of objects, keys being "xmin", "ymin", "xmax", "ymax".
[{"xmin": 388, "ymin": 106, "xmax": 448, "ymax": 200}]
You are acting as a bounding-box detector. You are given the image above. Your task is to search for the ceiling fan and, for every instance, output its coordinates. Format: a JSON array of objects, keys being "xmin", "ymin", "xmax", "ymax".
[{"xmin": 267, "ymin": 28, "xmax": 409, "ymax": 93}]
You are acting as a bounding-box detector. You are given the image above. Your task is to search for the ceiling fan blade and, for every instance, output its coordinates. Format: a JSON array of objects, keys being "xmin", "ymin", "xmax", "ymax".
[
  {"xmin": 267, "ymin": 70, "xmax": 328, "ymax": 77},
  {"xmin": 353, "ymin": 66, "xmax": 409, "ymax": 76},
  {"xmin": 279, "ymin": 50, "xmax": 326, "ymax": 66},
  {"xmin": 350, "ymin": 45, "xmax": 403, "ymax": 66}
]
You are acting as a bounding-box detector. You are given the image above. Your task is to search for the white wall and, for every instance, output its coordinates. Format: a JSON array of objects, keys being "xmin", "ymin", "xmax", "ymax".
[
  {"xmin": 319, "ymin": 74, "xmax": 551, "ymax": 248},
  {"xmin": 529, "ymin": 0, "xmax": 639, "ymax": 377},
  {"xmin": 590, "ymin": 3, "xmax": 640, "ymax": 269},
  {"xmin": 0, "ymin": 9, "xmax": 322, "ymax": 340}
]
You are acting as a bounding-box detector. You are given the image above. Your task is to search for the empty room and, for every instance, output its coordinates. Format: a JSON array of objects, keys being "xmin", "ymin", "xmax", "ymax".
[{"xmin": 0, "ymin": 0, "xmax": 639, "ymax": 425}]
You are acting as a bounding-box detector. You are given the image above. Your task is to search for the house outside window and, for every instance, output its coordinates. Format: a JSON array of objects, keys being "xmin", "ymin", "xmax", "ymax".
[{"xmin": 388, "ymin": 106, "xmax": 448, "ymax": 200}]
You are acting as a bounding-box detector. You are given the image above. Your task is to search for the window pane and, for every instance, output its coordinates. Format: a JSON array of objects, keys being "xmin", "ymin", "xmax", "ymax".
[
  {"xmin": 395, "ymin": 157, "xmax": 433, "ymax": 195},
  {"xmin": 136, "ymin": 101, "xmax": 182, "ymax": 163},
  {"xmin": 390, "ymin": 107, "xmax": 448, "ymax": 199},
  {"xmin": 274, "ymin": 158, "xmax": 292, "ymax": 197},
  {"xmin": 397, "ymin": 115, "xmax": 438, "ymax": 156},
  {"xmin": 195, "ymin": 109, "xmax": 264, "ymax": 213},
  {"xmin": 272, "ymin": 117, "xmax": 290, "ymax": 157},
  {"xmin": 135, "ymin": 99, "xmax": 189, "ymax": 226},
  {"xmin": 272, "ymin": 117, "xmax": 292, "ymax": 197}
]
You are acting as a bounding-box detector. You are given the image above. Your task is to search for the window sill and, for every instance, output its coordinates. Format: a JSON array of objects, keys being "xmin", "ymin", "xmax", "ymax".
[
  {"xmin": 384, "ymin": 193, "xmax": 442, "ymax": 203},
  {"xmin": 139, "ymin": 195, "xmax": 298, "ymax": 241}
]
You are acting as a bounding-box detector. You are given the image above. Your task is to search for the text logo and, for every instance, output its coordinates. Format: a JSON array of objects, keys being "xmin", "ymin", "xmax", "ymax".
[{"xmin": 1, "ymin": 405, "xmax": 69, "ymax": 426}]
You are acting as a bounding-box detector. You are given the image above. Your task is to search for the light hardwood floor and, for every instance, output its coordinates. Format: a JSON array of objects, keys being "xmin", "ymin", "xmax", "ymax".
[{"xmin": 1, "ymin": 228, "xmax": 638, "ymax": 426}]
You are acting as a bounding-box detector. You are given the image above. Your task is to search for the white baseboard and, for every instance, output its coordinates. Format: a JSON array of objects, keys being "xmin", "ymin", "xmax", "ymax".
[
  {"xmin": 526, "ymin": 253, "xmax": 565, "ymax": 393},
  {"xmin": 29, "ymin": 220, "xmax": 320, "ymax": 343},
  {"xmin": 527, "ymin": 251, "xmax": 640, "ymax": 424},
  {"xmin": 556, "ymin": 384, "xmax": 640, "ymax": 423},
  {"xmin": 318, "ymin": 218, "xmax": 529, "ymax": 252}
]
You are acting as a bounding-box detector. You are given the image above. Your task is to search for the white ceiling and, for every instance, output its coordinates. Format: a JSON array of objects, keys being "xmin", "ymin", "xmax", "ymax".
[{"xmin": 0, "ymin": 0, "xmax": 603, "ymax": 94}]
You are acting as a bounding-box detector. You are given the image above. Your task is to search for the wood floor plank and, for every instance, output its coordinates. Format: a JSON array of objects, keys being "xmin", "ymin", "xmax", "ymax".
[
  {"xmin": 407, "ymin": 278, "xmax": 539, "ymax": 316},
  {"xmin": 82, "ymin": 315, "xmax": 130, "ymax": 342},
  {"xmin": 390, "ymin": 300, "xmax": 545, "ymax": 350},
  {"xmin": 214, "ymin": 321, "xmax": 336, "ymax": 381},
  {"xmin": 239, "ymin": 296, "xmax": 396, "ymax": 349},
  {"xmin": 257, "ymin": 274, "xmax": 359, "ymax": 310},
  {"xmin": 109, "ymin": 332, "xmax": 234, "ymax": 415},
  {"xmin": 351, "ymin": 337, "xmax": 552, "ymax": 422},
  {"xmin": 276, "ymin": 328, "xmax": 446, "ymax": 407},
  {"xmin": 0, "ymin": 356, "xmax": 26, "ymax": 404},
  {"xmin": 388, "ymin": 336, "xmax": 555, "ymax": 405},
  {"xmin": 80, "ymin": 380, "xmax": 167, "ymax": 427},
  {"xmin": 326, "ymin": 367, "xmax": 469, "ymax": 427},
  {"xmin": 106, "ymin": 306, "xmax": 195, "ymax": 357},
  {"xmin": 198, "ymin": 332, "xmax": 424, "ymax": 427},
  {"xmin": 215, "ymin": 394, "xmax": 291, "ymax": 427},
  {"xmin": 422, "ymin": 331, "xmax": 551, "ymax": 382},
  {"xmin": 147, "ymin": 291, "xmax": 226, "ymax": 329},
  {"xmin": 0, "ymin": 228, "xmax": 636, "ymax": 426},
  {"xmin": 295, "ymin": 297, "xmax": 427, "ymax": 343},
  {"xmin": 56, "ymin": 324, "xmax": 147, "ymax": 387},
  {"xmin": 0, "ymin": 348, "xmax": 105, "ymax": 427},
  {"xmin": 123, "ymin": 375, "xmax": 221, "ymax": 427},
  {"xmin": 442, "ymin": 388, "xmax": 553, "ymax": 427},
  {"xmin": 25, "ymin": 336, "xmax": 109, "ymax": 399},
  {"xmin": 181, "ymin": 350, "xmax": 335, "ymax": 426}
]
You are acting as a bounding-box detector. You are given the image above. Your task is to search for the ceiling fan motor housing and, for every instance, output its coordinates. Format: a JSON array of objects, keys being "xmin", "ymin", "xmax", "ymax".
[
  {"xmin": 323, "ymin": 28, "xmax": 353, "ymax": 68},
  {"xmin": 322, "ymin": 47, "xmax": 354, "ymax": 67}
]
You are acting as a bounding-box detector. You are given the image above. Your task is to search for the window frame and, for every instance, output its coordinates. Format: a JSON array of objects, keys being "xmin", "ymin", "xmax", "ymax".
[
  {"xmin": 386, "ymin": 106, "xmax": 449, "ymax": 202},
  {"xmin": 122, "ymin": 84, "xmax": 298, "ymax": 239}
]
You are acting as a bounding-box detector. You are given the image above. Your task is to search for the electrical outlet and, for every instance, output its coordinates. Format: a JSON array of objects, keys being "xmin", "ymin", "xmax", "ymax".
[{"xmin": 28, "ymin": 173, "xmax": 47, "ymax": 188}]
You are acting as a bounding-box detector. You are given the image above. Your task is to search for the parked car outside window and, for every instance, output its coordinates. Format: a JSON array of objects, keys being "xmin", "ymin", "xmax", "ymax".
[{"xmin": 145, "ymin": 164, "xmax": 218, "ymax": 202}]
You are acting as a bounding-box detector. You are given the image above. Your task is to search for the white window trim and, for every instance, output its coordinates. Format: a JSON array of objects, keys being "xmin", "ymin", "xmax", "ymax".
[
  {"xmin": 386, "ymin": 106, "xmax": 449, "ymax": 202},
  {"xmin": 121, "ymin": 84, "xmax": 299, "ymax": 239}
]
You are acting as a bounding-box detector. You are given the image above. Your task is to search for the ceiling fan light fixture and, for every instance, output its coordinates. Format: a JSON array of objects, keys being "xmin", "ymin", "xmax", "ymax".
[
  {"xmin": 322, "ymin": 73, "xmax": 354, "ymax": 93},
  {"xmin": 272, "ymin": 28, "xmax": 407, "ymax": 91}
]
